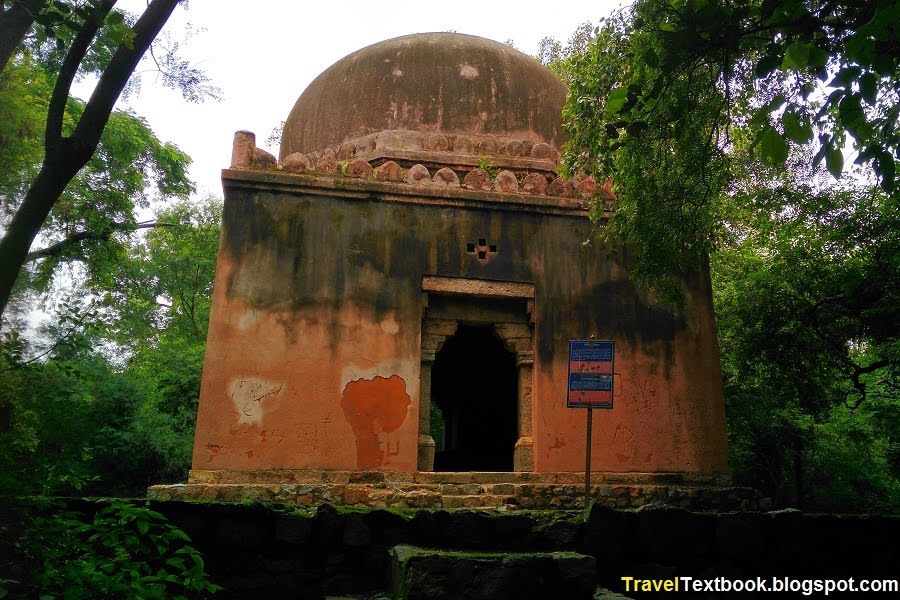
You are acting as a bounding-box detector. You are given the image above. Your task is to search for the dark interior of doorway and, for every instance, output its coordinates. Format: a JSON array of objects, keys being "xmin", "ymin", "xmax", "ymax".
[{"xmin": 431, "ymin": 324, "xmax": 517, "ymax": 471}]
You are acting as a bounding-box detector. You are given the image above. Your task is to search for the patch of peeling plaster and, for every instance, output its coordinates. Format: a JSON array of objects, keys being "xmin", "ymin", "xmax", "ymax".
[
  {"xmin": 459, "ymin": 63, "xmax": 479, "ymax": 79},
  {"xmin": 235, "ymin": 308, "xmax": 261, "ymax": 331},
  {"xmin": 341, "ymin": 360, "xmax": 416, "ymax": 399},
  {"xmin": 380, "ymin": 315, "xmax": 400, "ymax": 335},
  {"xmin": 228, "ymin": 377, "xmax": 284, "ymax": 425}
]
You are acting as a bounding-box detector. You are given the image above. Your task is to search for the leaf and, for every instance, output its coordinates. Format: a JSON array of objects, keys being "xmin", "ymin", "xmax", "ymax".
[
  {"xmin": 859, "ymin": 73, "xmax": 878, "ymax": 104},
  {"xmin": 755, "ymin": 51, "xmax": 781, "ymax": 77},
  {"xmin": 826, "ymin": 147, "xmax": 843, "ymax": 179},
  {"xmin": 756, "ymin": 126, "xmax": 789, "ymax": 166},
  {"xmin": 781, "ymin": 112, "xmax": 813, "ymax": 144},
  {"xmin": 833, "ymin": 66, "xmax": 861, "ymax": 87},
  {"xmin": 606, "ymin": 86, "xmax": 629, "ymax": 115},
  {"xmin": 782, "ymin": 41, "xmax": 811, "ymax": 71}
]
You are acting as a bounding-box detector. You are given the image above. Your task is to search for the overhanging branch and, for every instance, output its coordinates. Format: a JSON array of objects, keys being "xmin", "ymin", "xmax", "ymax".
[{"xmin": 26, "ymin": 220, "xmax": 179, "ymax": 261}]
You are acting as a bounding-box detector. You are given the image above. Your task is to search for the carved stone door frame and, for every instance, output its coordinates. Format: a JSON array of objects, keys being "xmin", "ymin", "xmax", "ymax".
[{"xmin": 417, "ymin": 276, "xmax": 535, "ymax": 472}]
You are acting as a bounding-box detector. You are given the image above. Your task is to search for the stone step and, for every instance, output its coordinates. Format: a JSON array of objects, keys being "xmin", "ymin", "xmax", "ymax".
[
  {"xmin": 442, "ymin": 494, "xmax": 515, "ymax": 509},
  {"xmin": 149, "ymin": 480, "xmax": 766, "ymax": 511},
  {"xmin": 389, "ymin": 545, "xmax": 596, "ymax": 600}
]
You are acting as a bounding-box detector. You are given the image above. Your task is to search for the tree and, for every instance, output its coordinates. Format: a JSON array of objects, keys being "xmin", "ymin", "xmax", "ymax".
[
  {"xmin": 562, "ymin": 0, "xmax": 899, "ymax": 295},
  {"xmin": 0, "ymin": 0, "xmax": 185, "ymax": 319},
  {"xmin": 553, "ymin": 0, "xmax": 900, "ymax": 509},
  {"xmin": 1, "ymin": 53, "xmax": 193, "ymax": 301},
  {"xmin": 0, "ymin": 196, "xmax": 221, "ymax": 497}
]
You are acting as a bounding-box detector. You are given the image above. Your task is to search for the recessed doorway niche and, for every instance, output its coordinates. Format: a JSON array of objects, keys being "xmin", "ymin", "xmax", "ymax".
[
  {"xmin": 431, "ymin": 324, "xmax": 517, "ymax": 471},
  {"xmin": 417, "ymin": 277, "xmax": 535, "ymax": 472}
]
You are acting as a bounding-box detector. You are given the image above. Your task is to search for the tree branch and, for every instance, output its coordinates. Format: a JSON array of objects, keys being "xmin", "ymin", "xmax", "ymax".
[
  {"xmin": 0, "ymin": 0, "xmax": 181, "ymax": 319},
  {"xmin": 45, "ymin": 0, "xmax": 116, "ymax": 147},
  {"xmin": 72, "ymin": 0, "xmax": 180, "ymax": 149},
  {"xmin": 25, "ymin": 220, "xmax": 179, "ymax": 261},
  {"xmin": 0, "ymin": 0, "xmax": 46, "ymax": 74}
]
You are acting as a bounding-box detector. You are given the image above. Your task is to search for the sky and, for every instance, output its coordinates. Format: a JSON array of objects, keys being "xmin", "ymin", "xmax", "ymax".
[{"xmin": 102, "ymin": 0, "xmax": 628, "ymax": 200}]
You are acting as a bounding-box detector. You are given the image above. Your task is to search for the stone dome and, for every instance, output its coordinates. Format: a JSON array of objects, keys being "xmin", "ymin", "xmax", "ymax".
[{"xmin": 280, "ymin": 33, "xmax": 568, "ymax": 161}]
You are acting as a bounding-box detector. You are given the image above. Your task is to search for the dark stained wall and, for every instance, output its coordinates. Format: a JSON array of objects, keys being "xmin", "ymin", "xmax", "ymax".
[{"xmin": 192, "ymin": 172, "xmax": 729, "ymax": 474}]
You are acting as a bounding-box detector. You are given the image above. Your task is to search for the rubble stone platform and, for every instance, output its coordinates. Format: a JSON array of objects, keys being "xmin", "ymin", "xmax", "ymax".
[{"xmin": 148, "ymin": 470, "xmax": 766, "ymax": 511}]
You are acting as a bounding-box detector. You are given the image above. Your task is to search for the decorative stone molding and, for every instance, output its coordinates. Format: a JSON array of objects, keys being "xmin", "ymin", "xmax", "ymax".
[
  {"xmin": 432, "ymin": 167, "xmax": 460, "ymax": 187},
  {"xmin": 548, "ymin": 177, "xmax": 575, "ymax": 197},
  {"xmin": 522, "ymin": 172, "xmax": 548, "ymax": 195},
  {"xmin": 346, "ymin": 158, "xmax": 374, "ymax": 179},
  {"xmin": 376, "ymin": 160, "xmax": 403, "ymax": 182},
  {"xmin": 493, "ymin": 170, "xmax": 519, "ymax": 193},
  {"xmin": 463, "ymin": 168, "xmax": 492, "ymax": 191},
  {"xmin": 407, "ymin": 163, "xmax": 431, "ymax": 184},
  {"xmin": 282, "ymin": 152, "xmax": 309, "ymax": 173},
  {"xmin": 228, "ymin": 131, "xmax": 616, "ymax": 207}
]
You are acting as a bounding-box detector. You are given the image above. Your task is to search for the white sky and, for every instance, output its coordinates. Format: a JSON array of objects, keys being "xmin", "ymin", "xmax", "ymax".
[{"xmin": 104, "ymin": 0, "xmax": 627, "ymax": 199}]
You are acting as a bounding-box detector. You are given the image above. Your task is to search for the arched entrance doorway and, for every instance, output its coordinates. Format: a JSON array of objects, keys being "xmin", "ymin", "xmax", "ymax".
[{"xmin": 431, "ymin": 324, "xmax": 518, "ymax": 471}]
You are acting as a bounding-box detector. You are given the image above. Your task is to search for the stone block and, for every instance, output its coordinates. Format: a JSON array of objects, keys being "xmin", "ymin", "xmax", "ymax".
[
  {"xmin": 407, "ymin": 163, "xmax": 431, "ymax": 184},
  {"xmin": 453, "ymin": 135, "xmax": 474, "ymax": 154},
  {"xmin": 230, "ymin": 130, "xmax": 255, "ymax": 168},
  {"xmin": 397, "ymin": 130, "xmax": 424, "ymax": 150},
  {"xmin": 275, "ymin": 513, "xmax": 313, "ymax": 545},
  {"xmin": 575, "ymin": 175, "xmax": 597, "ymax": 196},
  {"xmin": 424, "ymin": 319, "xmax": 458, "ymax": 336},
  {"xmin": 548, "ymin": 177, "xmax": 574, "ymax": 197},
  {"xmin": 503, "ymin": 139, "xmax": 526, "ymax": 157},
  {"xmin": 215, "ymin": 514, "xmax": 272, "ymax": 550},
  {"xmin": 375, "ymin": 130, "xmax": 400, "ymax": 150},
  {"xmin": 391, "ymin": 545, "xmax": 596, "ymax": 600},
  {"xmin": 338, "ymin": 140, "xmax": 355, "ymax": 159},
  {"xmin": 494, "ymin": 322, "xmax": 532, "ymax": 339},
  {"xmin": 432, "ymin": 167, "xmax": 460, "ymax": 187},
  {"xmin": 342, "ymin": 513, "xmax": 372, "ymax": 547},
  {"xmin": 315, "ymin": 155, "xmax": 338, "ymax": 174},
  {"xmin": 491, "ymin": 483, "xmax": 515, "ymax": 495},
  {"xmin": 530, "ymin": 141, "xmax": 556, "ymax": 160},
  {"xmin": 427, "ymin": 133, "xmax": 450, "ymax": 151},
  {"xmin": 477, "ymin": 137, "xmax": 500, "ymax": 155},
  {"xmin": 252, "ymin": 147, "xmax": 277, "ymax": 170},
  {"xmin": 637, "ymin": 506, "xmax": 714, "ymax": 560},
  {"xmin": 375, "ymin": 159, "xmax": 402, "ymax": 181},
  {"xmin": 522, "ymin": 172, "xmax": 548, "ymax": 195},
  {"xmin": 281, "ymin": 151, "xmax": 309, "ymax": 173},
  {"xmin": 494, "ymin": 170, "xmax": 519, "ymax": 193},
  {"xmin": 716, "ymin": 512, "xmax": 764, "ymax": 558},
  {"xmin": 463, "ymin": 168, "xmax": 492, "ymax": 191},
  {"xmin": 356, "ymin": 134, "xmax": 376, "ymax": 154},
  {"xmin": 346, "ymin": 158, "xmax": 374, "ymax": 179}
]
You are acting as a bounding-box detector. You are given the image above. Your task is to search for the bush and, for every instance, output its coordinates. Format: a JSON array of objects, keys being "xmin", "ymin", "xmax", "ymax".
[{"xmin": 1, "ymin": 499, "xmax": 221, "ymax": 599}]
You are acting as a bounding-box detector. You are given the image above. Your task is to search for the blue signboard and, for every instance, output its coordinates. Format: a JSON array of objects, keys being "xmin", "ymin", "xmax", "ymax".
[{"xmin": 567, "ymin": 340, "xmax": 614, "ymax": 408}]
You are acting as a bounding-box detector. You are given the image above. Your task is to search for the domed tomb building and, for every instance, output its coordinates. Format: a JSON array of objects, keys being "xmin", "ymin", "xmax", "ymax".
[{"xmin": 162, "ymin": 33, "xmax": 734, "ymax": 508}]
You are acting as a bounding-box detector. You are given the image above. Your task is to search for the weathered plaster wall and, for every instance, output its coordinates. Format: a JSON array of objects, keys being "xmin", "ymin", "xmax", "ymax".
[{"xmin": 192, "ymin": 173, "xmax": 728, "ymax": 474}]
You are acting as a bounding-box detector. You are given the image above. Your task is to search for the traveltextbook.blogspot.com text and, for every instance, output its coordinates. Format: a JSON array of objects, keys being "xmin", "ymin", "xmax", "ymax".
[{"xmin": 621, "ymin": 576, "xmax": 899, "ymax": 595}]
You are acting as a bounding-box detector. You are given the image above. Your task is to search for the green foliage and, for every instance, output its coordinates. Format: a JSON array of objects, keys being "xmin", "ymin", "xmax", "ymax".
[
  {"xmin": 2, "ymin": 499, "xmax": 221, "ymax": 599},
  {"xmin": 559, "ymin": 0, "xmax": 900, "ymax": 298},
  {"xmin": 0, "ymin": 197, "xmax": 221, "ymax": 497},
  {"xmin": 713, "ymin": 182, "xmax": 899, "ymax": 511},
  {"xmin": 477, "ymin": 157, "xmax": 500, "ymax": 182},
  {"xmin": 550, "ymin": 0, "xmax": 900, "ymax": 511},
  {"xmin": 0, "ymin": 51, "xmax": 195, "ymax": 295}
]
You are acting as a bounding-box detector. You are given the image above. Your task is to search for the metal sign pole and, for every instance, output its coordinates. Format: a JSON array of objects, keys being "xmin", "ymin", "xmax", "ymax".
[{"xmin": 584, "ymin": 403, "xmax": 592, "ymax": 517}]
